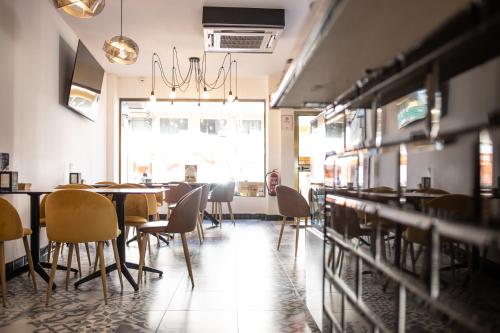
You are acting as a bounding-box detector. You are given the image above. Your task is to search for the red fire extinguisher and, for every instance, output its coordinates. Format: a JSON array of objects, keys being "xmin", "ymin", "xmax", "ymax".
[{"xmin": 265, "ymin": 169, "xmax": 280, "ymax": 196}]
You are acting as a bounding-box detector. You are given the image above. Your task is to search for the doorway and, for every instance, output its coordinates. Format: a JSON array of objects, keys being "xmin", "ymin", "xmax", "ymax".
[{"xmin": 294, "ymin": 112, "xmax": 320, "ymax": 202}]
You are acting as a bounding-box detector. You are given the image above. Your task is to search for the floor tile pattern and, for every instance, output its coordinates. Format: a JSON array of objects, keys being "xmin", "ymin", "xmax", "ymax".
[{"xmin": 0, "ymin": 220, "xmax": 320, "ymax": 332}]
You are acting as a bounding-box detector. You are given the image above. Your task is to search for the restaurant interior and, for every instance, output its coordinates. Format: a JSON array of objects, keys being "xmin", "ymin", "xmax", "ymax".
[{"xmin": 1, "ymin": 0, "xmax": 500, "ymax": 332}]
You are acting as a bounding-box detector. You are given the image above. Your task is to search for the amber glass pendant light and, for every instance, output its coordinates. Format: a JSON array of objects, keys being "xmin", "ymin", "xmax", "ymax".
[
  {"xmin": 102, "ymin": 0, "xmax": 139, "ymax": 65},
  {"xmin": 55, "ymin": 0, "xmax": 105, "ymax": 19}
]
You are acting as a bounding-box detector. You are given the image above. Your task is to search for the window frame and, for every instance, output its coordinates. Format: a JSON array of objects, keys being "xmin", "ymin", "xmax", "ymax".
[{"xmin": 118, "ymin": 98, "xmax": 267, "ymax": 197}]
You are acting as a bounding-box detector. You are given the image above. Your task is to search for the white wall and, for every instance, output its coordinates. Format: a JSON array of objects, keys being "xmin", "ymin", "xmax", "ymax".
[{"xmin": 0, "ymin": 0, "xmax": 108, "ymax": 262}]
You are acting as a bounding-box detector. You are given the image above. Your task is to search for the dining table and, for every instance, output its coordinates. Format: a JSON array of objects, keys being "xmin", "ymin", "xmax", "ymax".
[{"xmin": 0, "ymin": 187, "xmax": 164, "ymax": 291}]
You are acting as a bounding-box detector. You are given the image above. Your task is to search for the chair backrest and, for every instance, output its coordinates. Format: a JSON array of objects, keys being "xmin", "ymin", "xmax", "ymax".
[
  {"xmin": 121, "ymin": 183, "xmax": 157, "ymax": 215},
  {"xmin": 95, "ymin": 181, "xmax": 117, "ymax": 185},
  {"xmin": 0, "ymin": 198, "xmax": 23, "ymax": 241},
  {"xmin": 424, "ymin": 194, "xmax": 474, "ymax": 220},
  {"xmin": 276, "ymin": 185, "xmax": 310, "ymax": 218},
  {"xmin": 165, "ymin": 182, "xmax": 192, "ymax": 204},
  {"xmin": 45, "ymin": 190, "xmax": 118, "ymax": 243},
  {"xmin": 108, "ymin": 184, "xmax": 148, "ymax": 219},
  {"xmin": 210, "ymin": 180, "xmax": 235, "ymax": 202},
  {"xmin": 361, "ymin": 186, "xmax": 395, "ymax": 193},
  {"xmin": 330, "ymin": 204, "xmax": 366, "ymax": 239},
  {"xmin": 57, "ymin": 184, "xmax": 94, "ymax": 189},
  {"xmin": 415, "ymin": 188, "xmax": 449, "ymax": 195},
  {"xmin": 40, "ymin": 194, "xmax": 48, "ymax": 220},
  {"xmin": 199, "ymin": 184, "xmax": 210, "ymax": 212},
  {"xmin": 167, "ymin": 187, "xmax": 202, "ymax": 233}
]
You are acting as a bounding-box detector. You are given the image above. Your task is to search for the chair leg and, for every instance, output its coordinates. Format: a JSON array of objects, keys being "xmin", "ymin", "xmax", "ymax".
[
  {"xmin": 97, "ymin": 241, "xmax": 108, "ymax": 305},
  {"xmin": 125, "ymin": 226, "xmax": 130, "ymax": 245},
  {"xmin": 65, "ymin": 244, "xmax": 74, "ymax": 290},
  {"xmin": 93, "ymin": 242, "xmax": 99, "ymax": 272},
  {"xmin": 196, "ymin": 217, "xmax": 203, "ymax": 244},
  {"xmin": 199, "ymin": 213, "xmax": 205, "ymax": 240},
  {"xmin": 295, "ymin": 217, "xmax": 300, "ymax": 257},
  {"xmin": 156, "ymin": 234, "xmax": 161, "ymax": 248},
  {"xmin": 450, "ymin": 242, "xmax": 456, "ymax": 279},
  {"xmin": 111, "ymin": 239, "xmax": 123, "ymax": 292},
  {"xmin": 22, "ymin": 236, "xmax": 37, "ymax": 290},
  {"xmin": 84, "ymin": 242, "xmax": 92, "ymax": 266},
  {"xmin": 181, "ymin": 233, "xmax": 194, "ymax": 288},
  {"xmin": 218, "ymin": 202, "xmax": 223, "ymax": 226},
  {"xmin": 227, "ymin": 202, "xmax": 235, "ymax": 225},
  {"xmin": 75, "ymin": 244, "xmax": 82, "ymax": 277},
  {"xmin": 46, "ymin": 242, "xmax": 61, "ymax": 306},
  {"xmin": 147, "ymin": 234, "xmax": 151, "ymax": 255},
  {"xmin": 0, "ymin": 242, "xmax": 6, "ymax": 307},
  {"xmin": 47, "ymin": 240, "xmax": 52, "ymax": 262},
  {"xmin": 277, "ymin": 216, "xmax": 286, "ymax": 250},
  {"xmin": 401, "ymin": 239, "xmax": 408, "ymax": 269},
  {"xmin": 409, "ymin": 243, "xmax": 416, "ymax": 273}
]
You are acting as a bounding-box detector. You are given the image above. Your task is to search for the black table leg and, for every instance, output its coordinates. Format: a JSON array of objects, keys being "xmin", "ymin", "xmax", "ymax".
[
  {"xmin": 27, "ymin": 193, "xmax": 60, "ymax": 288},
  {"xmin": 40, "ymin": 261, "xmax": 79, "ymax": 274},
  {"xmin": 204, "ymin": 210, "xmax": 219, "ymax": 225},
  {"xmin": 126, "ymin": 262, "xmax": 163, "ymax": 276},
  {"xmin": 74, "ymin": 194, "xmax": 140, "ymax": 291},
  {"xmin": 157, "ymin": 235, "xmax": 170, "ymax": 245}
]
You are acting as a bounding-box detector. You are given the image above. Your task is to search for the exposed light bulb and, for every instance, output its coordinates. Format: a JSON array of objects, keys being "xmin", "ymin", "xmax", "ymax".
[
  {"xmin": 149, "ymin": 91, "xmax": 156, "ymax": 103},
  {"xmin": 202, "ymin": 87, "xmax": 209, "ymax": 99},
  {"xmin": 169, "ymin": 88, "xmax": 176, "ymax": 99},
  {"xmin": 227, "ymin": 91, "xmax": 235, "ymax": 102}
]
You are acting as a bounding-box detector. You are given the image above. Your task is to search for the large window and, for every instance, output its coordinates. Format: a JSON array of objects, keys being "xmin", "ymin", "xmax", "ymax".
[{"xmin": 120, "ymin": 100, "xmax": 266, "ymax": 196}]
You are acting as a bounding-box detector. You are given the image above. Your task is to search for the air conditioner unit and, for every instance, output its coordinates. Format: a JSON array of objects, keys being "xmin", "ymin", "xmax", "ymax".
[{"xmin": 202, "ymin": 7, "xmax": 285, "ymax": 54}]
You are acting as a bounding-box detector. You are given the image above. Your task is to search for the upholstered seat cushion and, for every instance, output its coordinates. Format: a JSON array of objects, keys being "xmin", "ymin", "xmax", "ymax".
[
  {"xmin": 125, "ymin": 215, "xmax": 148, "ymax": 226},
  {"xmin": 23, "ymin": 228, "xmax": 32, "ymax": 236},
  {"xmin": 138, "ymin": 221, "xmax": 169, "ymax": 234}
]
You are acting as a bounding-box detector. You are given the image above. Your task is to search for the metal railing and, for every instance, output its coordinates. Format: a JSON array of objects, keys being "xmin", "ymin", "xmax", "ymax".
[{"xmin": 323, "ymin": 194, "xmax": 500, "ymax": 332}]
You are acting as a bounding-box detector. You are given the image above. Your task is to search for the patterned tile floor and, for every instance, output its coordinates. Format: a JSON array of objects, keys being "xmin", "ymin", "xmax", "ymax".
[{"xmin": 0, "ymin": 220, "xmax": 321, "ymax": 333}]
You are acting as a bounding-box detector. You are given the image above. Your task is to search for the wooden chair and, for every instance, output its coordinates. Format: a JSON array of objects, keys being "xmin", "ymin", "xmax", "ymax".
[
  {"xmin": 0, "ymin": 198, "xmax": 37, "ymax": 307},
  {"xmin": 276, "ymin": 185, "xmax": 310, "ymax": 257},
  {"xmin": 164, "ymin": 182, "xmax": 192, "ymax": 218},
  {"xmin": 329, "ymin": 203, "xmax": 372, "ymax": 274},
  {"xmin": 402, "ymin": 194, "xmax": 473, "ymax": 275},
  {"xmin": 208, "ymin": 180, "xmax": 236, "ymax": 227},
  {"xmin": 51, "ymin": 184, "xmax": 94, "ymax": 272},
  {"xmin": 196, "ymin": 184, "xmax": 210, "ymax": 243},
  {"xmin": 95, "ymin": 181, "xmax": 117, "ymax": 186},
  {"xmin": 137, "ymin": 187, "xmax": 202, "ymax": 287},
  {"xmin": 45, "ymin": 190, "xmax": 123, "ymax": 305}
]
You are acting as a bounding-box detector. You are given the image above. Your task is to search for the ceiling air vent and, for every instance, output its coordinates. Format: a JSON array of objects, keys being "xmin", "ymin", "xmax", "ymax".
[{"xmin": 202, "ymin": 7, "xmax": 285, "ymax": 53}]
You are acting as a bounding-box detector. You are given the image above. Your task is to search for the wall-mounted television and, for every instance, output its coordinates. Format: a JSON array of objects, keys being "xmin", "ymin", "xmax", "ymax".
[{"xmin": 66, "ymin": 40, "xmax": 104, "ymax": 121}]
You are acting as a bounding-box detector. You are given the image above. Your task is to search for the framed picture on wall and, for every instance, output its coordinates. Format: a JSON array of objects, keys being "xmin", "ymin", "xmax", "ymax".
[{"xmin": 397, "ymin": 90, "xmax": 428, "ymax": 129}]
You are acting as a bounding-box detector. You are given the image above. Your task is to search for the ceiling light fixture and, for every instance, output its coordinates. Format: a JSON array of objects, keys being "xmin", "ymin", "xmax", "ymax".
[
  {"xmin": 150, "ymin": 48, "xmax": 238, "ymax": 104},
  {"xmin": 103, "ymin": 0, "xmax": 139, "ymax": 65},
  {"xmin": 55, "ymin": 0, "xmax": 105, "ymax": 18}
]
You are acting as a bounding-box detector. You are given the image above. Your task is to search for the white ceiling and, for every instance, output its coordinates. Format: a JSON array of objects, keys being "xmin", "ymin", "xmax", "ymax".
[{"xmin": 58, "ymin": 0, "xmax": 312, "ymax": 78}]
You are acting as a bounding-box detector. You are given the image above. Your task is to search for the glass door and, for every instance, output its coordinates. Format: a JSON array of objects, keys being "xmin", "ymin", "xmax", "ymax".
[{"xmin": 295, "ymin": 113, "xmax": 320, "ymax": 202}]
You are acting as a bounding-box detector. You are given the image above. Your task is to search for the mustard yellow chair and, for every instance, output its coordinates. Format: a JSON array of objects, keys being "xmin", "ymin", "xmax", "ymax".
[
  {"xmin": 104, "ymin": 184, "xmax": 150, "ymax": 265},
  {"xmin": 45, "ymin": 189, "xmax": 123, "ymax": 305},
  {"xmin": 53, "ymin": 184, "xmax": 94, "ymax": 270},
  {"xmin": 95, "ymin": 181, "xmax": 117, "ymax": 186},
  {"xmin": 123, "ymin": 183, "xmax": 161, "ymax": 248},
  {"xmin": 0, "ymin": 198, "xmax": 37, "ymax": 307}
]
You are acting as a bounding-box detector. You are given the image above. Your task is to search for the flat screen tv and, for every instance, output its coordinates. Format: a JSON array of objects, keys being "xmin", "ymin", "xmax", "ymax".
[{"xmin": 66, "ymin": 40, "xmax": 104, "ymax": 121}]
